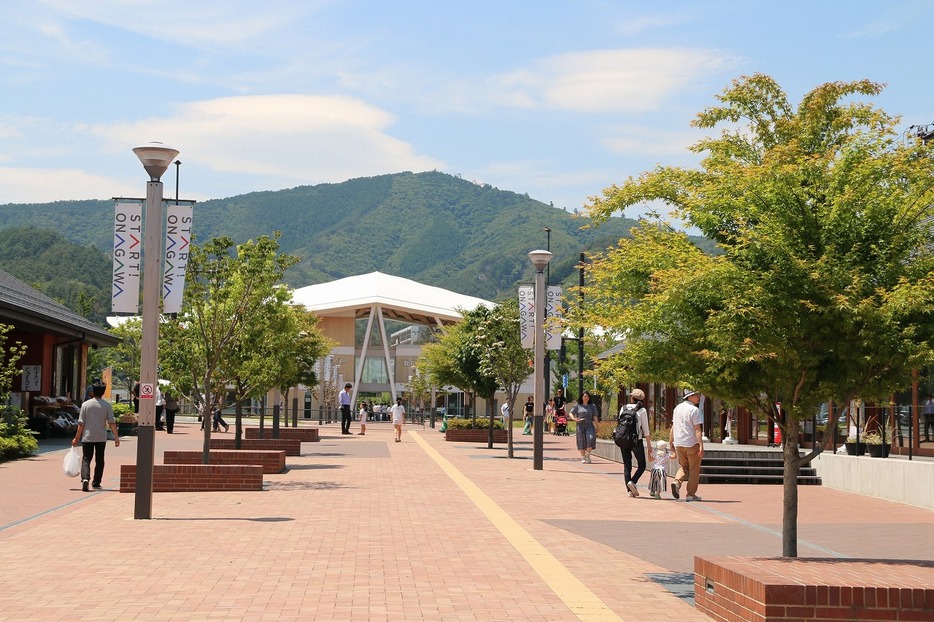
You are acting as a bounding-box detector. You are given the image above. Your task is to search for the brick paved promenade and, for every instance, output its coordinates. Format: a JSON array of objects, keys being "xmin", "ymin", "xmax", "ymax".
[{"xmin": 1, "ymin": 420, "xmax": 932, "ymax": 621}]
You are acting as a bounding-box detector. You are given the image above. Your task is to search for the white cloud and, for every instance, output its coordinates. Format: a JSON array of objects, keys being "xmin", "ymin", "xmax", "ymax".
[
  {"xmin": 35, "ymin": 0, "xmax": 319, "ymax": 47},
  {"xmin": 601, "ymin": 124, "xmax": 703, "ymax": 157},
  {"xmin": 91, "ymin": 93, "xmax": 444, "ymax": 184},
  {"xmin": 491, "ymin": 48, "xmax": 736, "ymax": 114},
  {"xmin": 0, "ymin": 167, "xmax": 136, "ymax": 204}
]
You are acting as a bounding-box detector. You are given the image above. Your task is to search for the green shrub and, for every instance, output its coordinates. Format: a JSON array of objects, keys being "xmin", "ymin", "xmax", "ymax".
[
  {"xmin": 112, "ymin": 402, "xmax": 134, "ymax": 417},
  {"xmin": 0, "ymin": 407, "xmax": 38, "ymax": 461},
  {"xmin": 445, "ymin": 418, "xmax": 504, "ymax": 430}
]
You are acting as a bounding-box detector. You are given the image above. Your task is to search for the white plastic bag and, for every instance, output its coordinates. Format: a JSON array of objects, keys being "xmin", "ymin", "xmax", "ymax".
[{"xmin": 63, "ymin": 446, "xmax": 81, "ymax": 478}]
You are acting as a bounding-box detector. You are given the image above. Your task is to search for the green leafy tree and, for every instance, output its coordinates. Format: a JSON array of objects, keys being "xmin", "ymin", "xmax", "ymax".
[
  {"xmin": 0, "ymin": 324, "xmax": 33, "ymax": 461},
  {"xmin": 474, "ymin": 299, "xmax": 532, "ymax": 456},
  {"xmin": 160, "ymin": 233, "xmax": 299, "ymax": 462},
  {"xmin": 100, "ymin": 317, "xmax": 142, "ymax": 396},
  {"xmin": 580, "ymin": 75, "xmax": 934, "ymax": 557}
]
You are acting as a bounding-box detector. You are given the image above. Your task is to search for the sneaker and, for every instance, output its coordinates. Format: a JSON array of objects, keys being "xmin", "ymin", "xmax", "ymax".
[
  {"xmin": 627, "ymin": 490, "xmax": 635, "ymax": 497},
  {"xmin": 581, "ymin": 458, "xmax": 587, "ymax": 463},
  {"xmin": 92, "ymin": 483, "xmax": 102, "ymax": 490},
  {"xmin": 670, "ymin": 481, "xmax": 681, "ymax": 499},
  {"xmin": 651, "ymin": 492, "xmax": 661, "ymax": 500},
  {"xmin": 81, "ymin": 480, "xmax": 89, "ymax": 492},
  {"xmin": 686, "ymin": 494, "xmax": 702, "ymax": 502},
  {"xmin": 584, "ymin": 455, "xmax": 592, "ymax": 464},
  {"xmin": 626, "ymin": 481, "xmax": 639, "ymax": 497}
]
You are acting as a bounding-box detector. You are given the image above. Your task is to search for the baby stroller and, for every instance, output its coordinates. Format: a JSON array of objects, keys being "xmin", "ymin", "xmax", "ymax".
[{"xmin": 553, "ymin": 410, "xmax": 569, "ymax": 436}]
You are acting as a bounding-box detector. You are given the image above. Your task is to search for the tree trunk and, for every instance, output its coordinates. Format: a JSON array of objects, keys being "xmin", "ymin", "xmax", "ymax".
[
  {"xmin": 487, "ymin": 399, "xmax": 495, "ymax": 449},
  {"xmin": 782, "ymin": 415, "xmax": 801, "ymax": 557},
  {"xmin": 202, "ymin": 402, "xmax": 212, "ymax": 465},
  {"xmin": 507, "ymin": 398, "xmax": 515, "ymax": 459}
]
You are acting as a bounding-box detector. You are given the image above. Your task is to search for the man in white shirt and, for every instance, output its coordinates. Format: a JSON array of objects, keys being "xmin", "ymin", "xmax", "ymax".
[
  {"xmin": 669, "ymin": 389, "xmax": 704, "ymax": 501},
  {"xmin": 338, "ymin": 383, "xmax": 353, "ymax": 435}
]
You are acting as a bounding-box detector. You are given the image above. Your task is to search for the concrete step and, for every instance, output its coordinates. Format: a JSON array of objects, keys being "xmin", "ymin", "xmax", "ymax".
[
  {"xmin": 699, "ymin": 473, "xmax": 822, "ymax": 485},
  {"xmin": 701, "ymin": 465, "xmax": 818, "ymax": 477}
]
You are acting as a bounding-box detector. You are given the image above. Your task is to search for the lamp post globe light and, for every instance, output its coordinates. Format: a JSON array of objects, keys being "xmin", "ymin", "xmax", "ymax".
[
  {"xmin": 528, "ymin": 249, "xmax": 552, "ymax": 471},
  {"xmin": 132, "ymin": 142, "xmax": 178, "ymax": 520}
]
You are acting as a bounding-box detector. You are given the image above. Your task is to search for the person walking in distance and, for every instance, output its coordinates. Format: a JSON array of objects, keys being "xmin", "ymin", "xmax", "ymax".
[
  {"xmin": 620, "ymin": 389, "xmax": 653, "ymax": 497},
  {"xmin": 669, "ymin": 389, "xmax": 704, "ymax": 501},
  {"xmin": 72, "ymin": 381, "xmax": 120, "ymax": 492},
  {"xmin": 390, "ymin": 397, "xmax": 406, "ymax": 442},
  {"xmin": 570, "ymin": 391, "xmax": 599, "ymax": 463},
  {"xmin": 163, "ymin": 391, "xmax": 179, "ymax": 434},
  {"xmin": 523, "ymin": 396, "xmax": 534, "ymax": 435},
  {"xmin": 339, "ymin": 383, "xmax": 353, "ymax": 435}
]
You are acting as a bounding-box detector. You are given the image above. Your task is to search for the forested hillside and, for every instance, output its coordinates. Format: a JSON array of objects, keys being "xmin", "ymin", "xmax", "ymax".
[
  {"xmin": 0, "ymin": 227, "xmax": 112, "ymax": 323},
  {"xmin": 0, "ymin": 171, "xmax": 715, "ymax": 301}
]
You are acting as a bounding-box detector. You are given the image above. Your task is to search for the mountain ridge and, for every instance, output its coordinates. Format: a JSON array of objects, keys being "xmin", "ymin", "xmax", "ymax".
[{"xmin": 0, "ymin": 171, "xmax": 711, "ymax": 302}]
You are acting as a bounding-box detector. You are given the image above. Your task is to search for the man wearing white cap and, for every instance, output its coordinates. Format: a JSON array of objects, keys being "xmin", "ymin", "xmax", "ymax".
[{"xmin": 669, "ymin": 389, "xmax": 704, "ymax": 501}]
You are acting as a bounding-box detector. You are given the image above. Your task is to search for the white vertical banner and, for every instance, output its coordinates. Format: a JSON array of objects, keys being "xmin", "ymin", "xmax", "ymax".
[
  {"xmin": 546, "ymin": 286, "xmax": 563, "ymax": 350},
  {"xmin": 518, "ymin": 285, "xmax": 534, "ymax": 349},
  {"xmin": 162, "ymin": 200, "xmax": 194, "ymax": 314},
  {"xmin": 112, "ymin": 200, "xmax": 143, "ymax": 313}
]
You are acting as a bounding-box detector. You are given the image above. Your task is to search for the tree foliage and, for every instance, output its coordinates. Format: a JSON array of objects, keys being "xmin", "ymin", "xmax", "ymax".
[
  {"xmin": 159, "ymin": 233, "xmax": 312, "ymax": 459},
  {"xmin": 473, "ymin": 299, "xmax": 532, "ymax": 454},
  {"xmin": 580, "ymin": 74, "xmax": 934, "ymax": 556}
]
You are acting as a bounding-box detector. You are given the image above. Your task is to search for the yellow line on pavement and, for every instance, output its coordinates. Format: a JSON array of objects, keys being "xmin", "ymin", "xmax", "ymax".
[{"xmin": 411, "ymin": 431, "xmax": 623, "ymax": 622}]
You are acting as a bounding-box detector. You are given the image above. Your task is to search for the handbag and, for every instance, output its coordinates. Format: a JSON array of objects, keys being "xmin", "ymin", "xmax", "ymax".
[{"xmin": 63, "ymin": 446, "xmax": 81, "ymax": 478}]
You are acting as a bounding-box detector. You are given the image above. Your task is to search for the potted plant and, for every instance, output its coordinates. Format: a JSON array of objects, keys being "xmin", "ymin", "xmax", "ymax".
[
  {"xmin": 844, "ymin": 434, "xmax": 867, "ymax": 456},
  {"xmin": 863, "ymin": 427, "xmax": 893, "ymax": 458},
  {"xmin": 114, "ymin": 403, "xmax": 138, "ymax": 436}
]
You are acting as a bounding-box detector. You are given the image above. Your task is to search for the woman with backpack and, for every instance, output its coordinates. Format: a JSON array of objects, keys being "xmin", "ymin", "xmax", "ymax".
[
  {"xmin": 570, "ymin": 391, "xmax": 599, "ymax": 463},
  {"xmin": 617, "ymin": 389, "xmax": 653, "ymax": 497}
]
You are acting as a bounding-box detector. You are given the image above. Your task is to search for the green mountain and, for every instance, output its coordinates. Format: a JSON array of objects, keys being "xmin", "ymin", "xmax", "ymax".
[
  {"xmin": 0, "ymin": 171, "xmax": 713, "ymax": 301},
  {"xmin": 0, "ymin": 227, "xmax": 113, "ymax": 324}
]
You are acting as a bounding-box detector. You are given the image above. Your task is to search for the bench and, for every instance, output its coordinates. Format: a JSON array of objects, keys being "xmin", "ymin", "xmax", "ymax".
[
  {"xmin": 119, "ymin": 464, "xmax": 263, "ymax": 492},
  {"xmin": 695, "ymin": 555, "xmax": 934, "ymax": 621},
  {"xmin": 163, "ymin": 449, "xmax": 286, "ymax": 474},
  {"xmin": 244, "ymin": 427, "xmax": 320, "ymax": 442},
  {"xmin": 209, "ymin": 437, "xmax": 302, "ymax": 456}
]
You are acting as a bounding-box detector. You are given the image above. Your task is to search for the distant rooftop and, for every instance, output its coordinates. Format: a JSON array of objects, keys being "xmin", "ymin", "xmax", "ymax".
[{"xmin": 290, "ymin": 272, "xmax": 493, "ymax": 326}]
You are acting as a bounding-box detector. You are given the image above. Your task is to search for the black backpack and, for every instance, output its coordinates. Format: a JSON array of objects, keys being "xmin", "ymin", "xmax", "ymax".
[{"xmin": 613, "ymin": 403, "xmax": 641, "ymax": 449}]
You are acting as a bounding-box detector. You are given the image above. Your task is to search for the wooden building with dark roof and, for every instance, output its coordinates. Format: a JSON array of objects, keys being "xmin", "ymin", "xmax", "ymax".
[{"xmin": 0, "ymin": 268, "xmax": 117, "ymax": 407}]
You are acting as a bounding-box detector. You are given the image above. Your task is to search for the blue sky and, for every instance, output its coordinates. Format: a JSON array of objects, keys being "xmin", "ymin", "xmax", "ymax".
[{"xmin": 1, "ymin": 1, "xmax": 932, "ymax": 218}]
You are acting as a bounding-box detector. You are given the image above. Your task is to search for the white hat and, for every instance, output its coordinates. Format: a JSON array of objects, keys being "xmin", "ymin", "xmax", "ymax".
[
  {"xmin": 655, "ymin": 439, "xmax": 668, "ymax": 450},
  {"xmin": 683, "ymin": 389, "xmax": 698, "ymax": 399}
]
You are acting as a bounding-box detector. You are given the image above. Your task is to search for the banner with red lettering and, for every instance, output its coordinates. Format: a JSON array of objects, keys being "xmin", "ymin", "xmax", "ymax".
[
  {"xmin": 162, "ymin": 201, "xmax": 194, "ymax": 315},
  {"xmin": 112, "ymin": 200, "xmax": 143, "ymax": 313}
]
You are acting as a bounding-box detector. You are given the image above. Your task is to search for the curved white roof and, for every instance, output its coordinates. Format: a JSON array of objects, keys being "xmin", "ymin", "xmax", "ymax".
[{"xmin": 290, "ymin": 272, "xmax": 492, "ymax": 325}]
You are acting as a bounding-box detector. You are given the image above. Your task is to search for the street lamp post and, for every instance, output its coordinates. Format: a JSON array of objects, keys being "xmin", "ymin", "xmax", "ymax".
[
  {"xmin": 529, "ymin": 249, "xmax": 553, "ymax": 471},
  {"xmin": 131, "ymin": 142, "xmax": 179, "ymax": 520}
]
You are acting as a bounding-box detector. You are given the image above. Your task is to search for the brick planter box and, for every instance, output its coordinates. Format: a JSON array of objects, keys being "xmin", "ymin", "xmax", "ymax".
[
  {"xmin": 244, "ymin": 427, "xmax": 319, "ymax": 442},
  {"xmin": 695, "ymin": 555, "xmax": 934, "ymax": 622},
  {"xmin": 164, "ymin": 449, "xmax": 287, "ymax": 474},
  {"xmin": 209, "ymin": 437, "xmax": 302, "ymax": 456},
  {"xmin": 445, "ymin": 429, "xmax": 508, "ymax": 443},
  {"xmin": 119, "ymin": 464, "xmax": 263, "ymax": 492}
]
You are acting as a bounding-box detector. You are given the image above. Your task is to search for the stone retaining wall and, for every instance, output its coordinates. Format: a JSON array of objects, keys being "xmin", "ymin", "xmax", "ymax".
[
  {"xmin": 164, "ymin": 449, "xmax": 286, "ymax": 474},
  {"xmin": 244, "ymin": 427, "xmax": 319, "ymax": 442},
  {"xmin": 209, "ymin": 437, "xmax": 302, "ymax": 456},
  {"xmin": 119, "ymin": 464, "xmax": 264, "ymax": 492},
  {"xmin": 445, "ymin": 429, "xmax": 508, "ymax": 443},
  {"xmin": 695, "ymin": 555, "xmax": 934, "ymax": 621}
]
